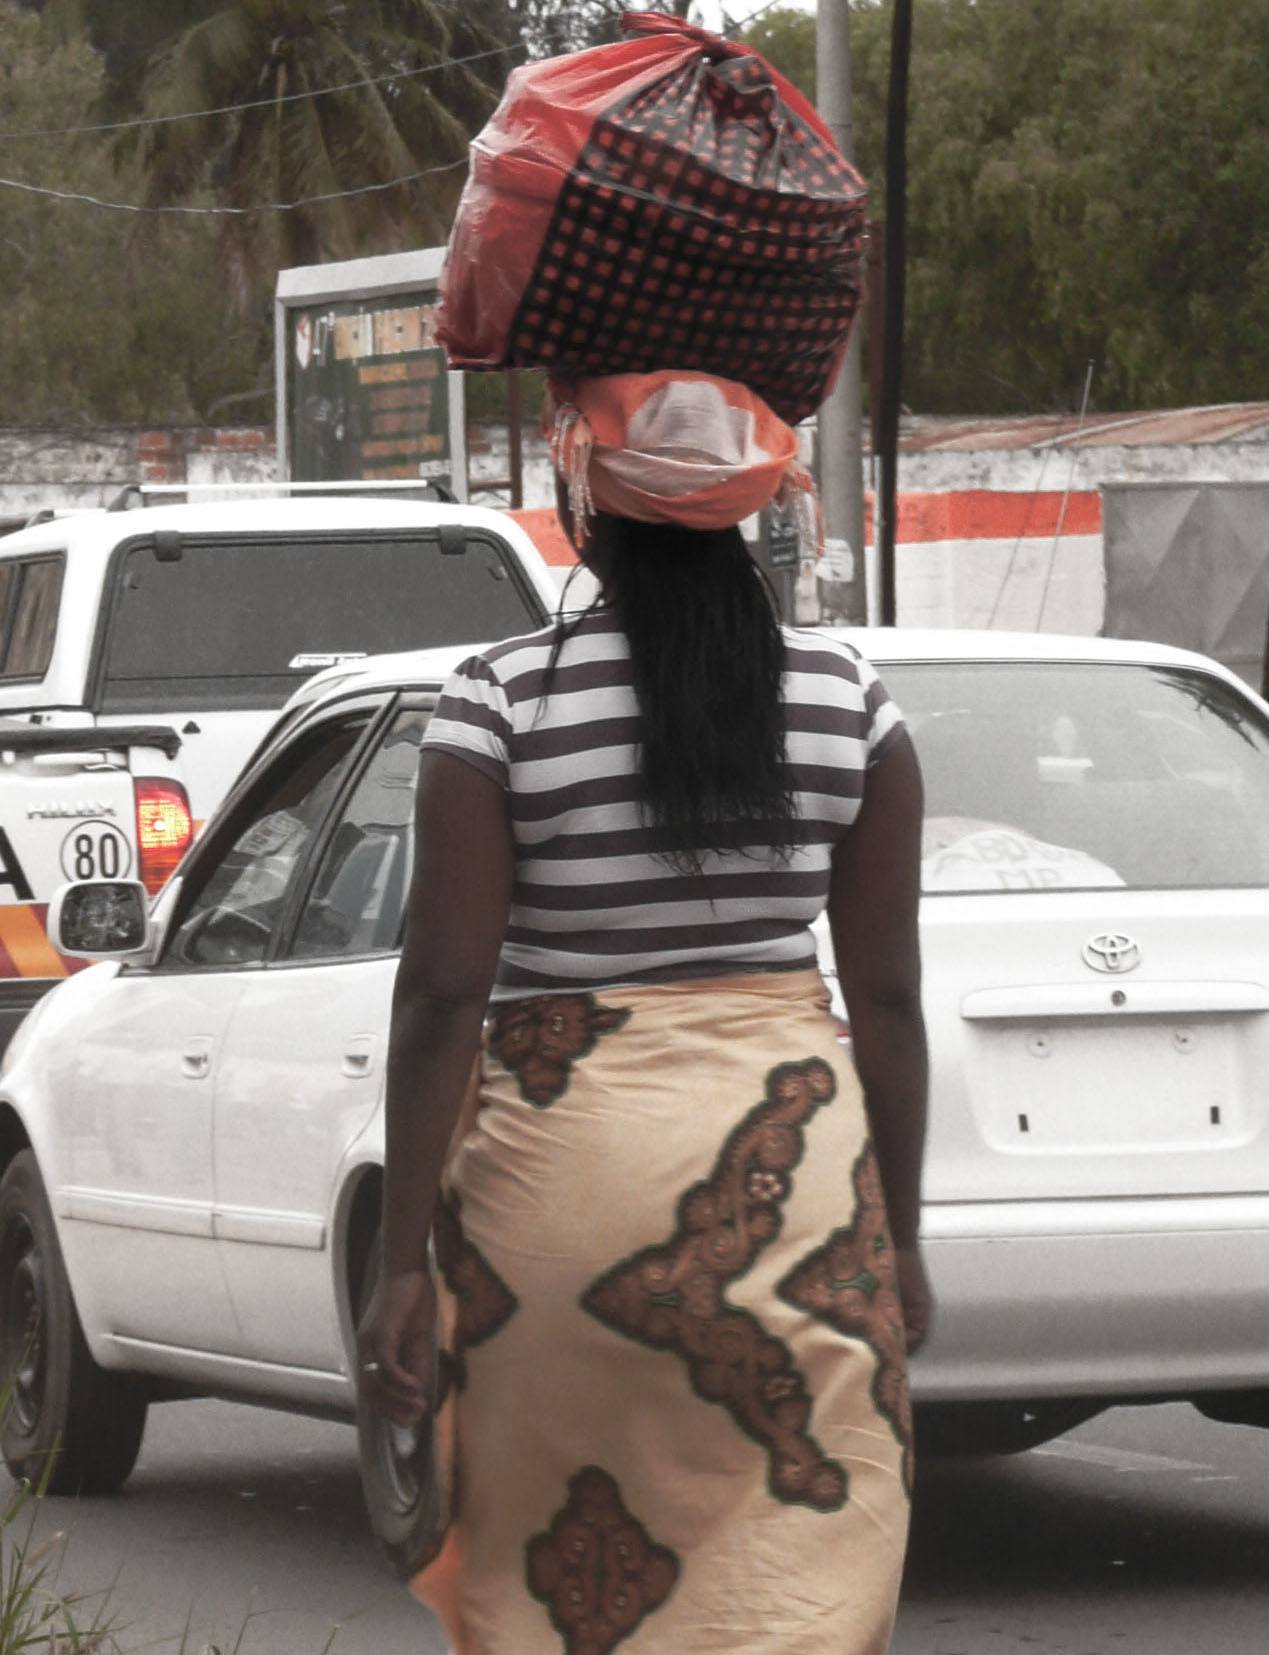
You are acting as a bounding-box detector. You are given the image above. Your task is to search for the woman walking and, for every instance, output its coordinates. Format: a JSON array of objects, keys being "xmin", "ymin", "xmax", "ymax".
[{"xmin": 360, "ymin": 370, "xmax": 930, "ymax": 1654}]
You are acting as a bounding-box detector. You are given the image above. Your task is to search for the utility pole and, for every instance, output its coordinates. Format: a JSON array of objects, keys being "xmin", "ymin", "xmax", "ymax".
[
  {"xmin": 816, "ymin": 0, "xmax": 868, "ymax": 625},
  {"xmin": 876, "ymin": 0, "xmax": 913, "ymax": 626}
]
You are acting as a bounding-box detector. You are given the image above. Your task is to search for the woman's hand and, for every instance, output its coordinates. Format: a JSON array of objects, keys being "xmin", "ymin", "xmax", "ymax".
[
  {"xmin": 894, "ymin": 1244, "xmax": 934, "ymax": 1355},
  {"xmin": 357, "ymin": 1265, "xmax": 437, "ymax": 1427}
]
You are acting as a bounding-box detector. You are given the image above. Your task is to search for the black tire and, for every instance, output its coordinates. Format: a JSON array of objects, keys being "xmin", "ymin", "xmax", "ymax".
[
  {"xmin": 354, "ymin": 1240, "xmax": 446, "ymax": 1578},
  {"xmin": 0, "ymin": 1149, "xmax": 148, "ymax": 1494}
]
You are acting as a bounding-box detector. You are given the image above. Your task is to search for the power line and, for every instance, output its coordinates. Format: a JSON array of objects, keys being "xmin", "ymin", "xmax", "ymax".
[
  {"xmin": 0, "ymin": 41, "xmax": 521, "ymax": 143},
  {"xmin": 721, "ymin": 0, "xmax": 791, "ymax": 36},
  {"xmin": 0, "ymin": 157, "xmax": 469, "ymax": 217}
]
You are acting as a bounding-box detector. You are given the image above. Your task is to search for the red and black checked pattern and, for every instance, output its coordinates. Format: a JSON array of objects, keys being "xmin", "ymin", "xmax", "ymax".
[{"xmin": 507, "ymin": 53, "xmax": 867, "ymax": 424}]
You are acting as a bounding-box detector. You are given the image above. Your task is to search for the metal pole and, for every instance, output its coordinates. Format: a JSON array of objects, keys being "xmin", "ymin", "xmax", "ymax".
[
  {"xmin": 507, "ymin": 371, "xmax": 524, "ymax": 510},
  {"xmin": 816, "ymin": 0, "xmax": 868, "ymax": 626},
  {"xmin": 877, "ymin": 0, "xmax": 913, "ymax": 627}
]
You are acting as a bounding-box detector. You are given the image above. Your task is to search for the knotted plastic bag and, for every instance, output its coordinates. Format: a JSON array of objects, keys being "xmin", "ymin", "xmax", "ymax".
[{"xmin": 438, "ymin": 11, "xmax": 868, "ymax": 426}]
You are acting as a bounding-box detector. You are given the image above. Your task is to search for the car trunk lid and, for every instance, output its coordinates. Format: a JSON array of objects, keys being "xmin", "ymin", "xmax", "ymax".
[{"xmin": 920, "ymin": 888, "xmax": 1269, "ymax": 1202}]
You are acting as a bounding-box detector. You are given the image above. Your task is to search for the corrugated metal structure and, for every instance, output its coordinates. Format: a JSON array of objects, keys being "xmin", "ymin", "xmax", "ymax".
[
  {"xmin": 900, "ymin": 402, "xmax": 1269, "ymax": 455},
  {"xmin": 1102, "ymin": 481, "xmax": 1269, "ymax": 692}
]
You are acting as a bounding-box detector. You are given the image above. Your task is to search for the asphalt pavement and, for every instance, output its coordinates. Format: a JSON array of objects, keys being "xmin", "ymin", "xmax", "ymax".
[{"xmin": 10, "ymin": 1397, "xmax": 1269, "ymax": 1654}]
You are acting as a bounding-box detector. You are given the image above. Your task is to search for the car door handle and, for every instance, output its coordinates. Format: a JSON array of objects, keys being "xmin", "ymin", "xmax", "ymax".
[
  {"xmin": 181, "ymin": 1036, "xmax": 213, "ymax": 1079},
  {"xmin": 342, "ymin": 1036, "xmax": 375, "ymax": 1079}
]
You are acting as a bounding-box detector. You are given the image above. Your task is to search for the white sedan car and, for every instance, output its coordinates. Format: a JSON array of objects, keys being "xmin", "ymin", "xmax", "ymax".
[{"xmin": 2, "ymin": 630, "xmax": 1268, "ymax": 1538}]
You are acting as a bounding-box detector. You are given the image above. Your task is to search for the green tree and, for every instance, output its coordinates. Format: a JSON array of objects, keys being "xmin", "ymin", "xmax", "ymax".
[
  {"xmin": 509, "ymin": 0, "xmax": 704, "ymax": 59},
  {"xmin": 0, "ymin": 0, "xmax": 260, "ymax": 425},
  {"xmin": 509, "ymin": 0, "xmax": 623, "ymax": 57},
  {"xmin": 747, "ymin": 0, "xmax": 1269, "ymax": 415},
  {"xmin": 736, "ymin": 5, "xmax": 816, "ymax": 101},
  {"xmin": 125, "ymin": 0, "xmax": 510, "ymax": 308},
  {"xmin": 891, "ymin": 0, "xmax": 1269, "ymax": 411}
]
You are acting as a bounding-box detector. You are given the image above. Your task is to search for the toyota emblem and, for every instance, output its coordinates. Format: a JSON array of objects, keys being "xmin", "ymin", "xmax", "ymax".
[{"xmin": 1081, "ymin": 932, "xmax": 1141, "ymax": 974}]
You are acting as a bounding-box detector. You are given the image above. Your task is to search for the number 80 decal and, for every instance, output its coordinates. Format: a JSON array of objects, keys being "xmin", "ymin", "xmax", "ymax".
[{"xmin": 59, "ymin": 820, "xmax": 133, "ymax": 883}]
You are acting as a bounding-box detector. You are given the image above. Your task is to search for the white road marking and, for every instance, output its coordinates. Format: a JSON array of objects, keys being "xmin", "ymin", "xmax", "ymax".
[{"xmin": 1030, "ymin": 1439, "xmax": 1212, "ymax": 1474}]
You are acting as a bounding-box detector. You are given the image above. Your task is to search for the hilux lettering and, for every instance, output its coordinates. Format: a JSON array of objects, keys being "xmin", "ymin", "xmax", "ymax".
[{"xmin": 26, "ymin": 803, "xmax": 118, "ymax": 820}]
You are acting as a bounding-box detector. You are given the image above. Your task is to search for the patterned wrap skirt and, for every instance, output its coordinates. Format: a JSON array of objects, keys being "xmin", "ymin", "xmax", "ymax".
[{"xmin": 414, "ymin": 967, "xmax": 912, "ymax": 1654}]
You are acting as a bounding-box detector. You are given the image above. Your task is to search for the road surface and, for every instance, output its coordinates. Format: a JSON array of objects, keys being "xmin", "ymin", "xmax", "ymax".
[{"xmin": 12, "ymin": 1398, "xmax": 1269, "ymax": 1654}]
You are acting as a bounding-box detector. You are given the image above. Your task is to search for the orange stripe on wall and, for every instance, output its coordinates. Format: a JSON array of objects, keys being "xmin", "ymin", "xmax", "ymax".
[
  {"xmin": 510, "ymin": 508, "xmax": 577, "ymax": 567},
  {"xmin": 0, "ymin": 904, "xmax": 68, "ymax": 980},
  {"xmin": 513, "ymin": 491, "xmax": 1102, "ymax": 563},
  {"xmin": 888, "ymin": 489, "xmax": 1103, "ymax": 543}
]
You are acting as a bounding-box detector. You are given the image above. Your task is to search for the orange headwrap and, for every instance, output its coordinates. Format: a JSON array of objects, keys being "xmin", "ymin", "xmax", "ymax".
[{"xmin": 547, "ymin": 371, "xmax": 823, "ymax": 556}]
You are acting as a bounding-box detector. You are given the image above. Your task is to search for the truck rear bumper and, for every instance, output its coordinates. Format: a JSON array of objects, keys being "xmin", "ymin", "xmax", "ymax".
[{"xmin": 0, "ymin": 978, "xmax": 55, "ymax": 1056}]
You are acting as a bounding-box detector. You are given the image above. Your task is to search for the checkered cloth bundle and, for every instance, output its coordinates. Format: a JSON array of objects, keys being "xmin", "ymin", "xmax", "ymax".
[{"xmin": 437, "ymin": 12, "xmax": 869, "ymax": 427}]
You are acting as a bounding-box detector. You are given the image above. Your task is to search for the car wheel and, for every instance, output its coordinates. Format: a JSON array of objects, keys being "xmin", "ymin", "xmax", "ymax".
[
  {"xmin": 0, "ymin": 1149, "xmax": 148, "ymax": 1494},
  {"xmin": 354, "ymin": 1240, "xmax": 447, "ymax": 1579}
]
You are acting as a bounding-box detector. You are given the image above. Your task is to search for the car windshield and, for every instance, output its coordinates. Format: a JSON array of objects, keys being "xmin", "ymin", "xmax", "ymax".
[
  {"xmin": 878, "ymin": 660, "xmax": 1269, "ymax": 893},
  {"xmin": 99, "ymin": 531, "xmax": 544, "ymax": 713}
]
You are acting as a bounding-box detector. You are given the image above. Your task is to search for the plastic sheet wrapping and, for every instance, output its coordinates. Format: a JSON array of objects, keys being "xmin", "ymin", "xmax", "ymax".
[{"xmin": 437, "ymin": 11, "xmax": 868, "ymax": 426}]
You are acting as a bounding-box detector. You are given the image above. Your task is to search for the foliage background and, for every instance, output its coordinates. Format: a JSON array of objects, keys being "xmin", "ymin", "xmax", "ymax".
[{"xmin": 1, "ymin": 0, "xmax": 1265, "ymax": 427}]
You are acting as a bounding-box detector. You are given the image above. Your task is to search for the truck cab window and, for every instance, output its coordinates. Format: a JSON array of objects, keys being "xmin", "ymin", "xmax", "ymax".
[{"xmin": 0, "ymin": 558, "xmax": 64, "ymax": 680}]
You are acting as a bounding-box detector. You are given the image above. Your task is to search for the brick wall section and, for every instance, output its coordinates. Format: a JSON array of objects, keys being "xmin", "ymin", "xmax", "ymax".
[{"xmin": 0, "ymin": 426, "xmax": 278, "ymax": 528}]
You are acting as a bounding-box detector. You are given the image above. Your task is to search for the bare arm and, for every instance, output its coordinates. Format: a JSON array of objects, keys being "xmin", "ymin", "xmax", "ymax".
[
  {"xmin": 828, "ymin": 730, "xmax": 932, "ymax": 1347},
  {"xmin": 360, "ymin": 749, "xmax": 513, "ymax": 1419}
]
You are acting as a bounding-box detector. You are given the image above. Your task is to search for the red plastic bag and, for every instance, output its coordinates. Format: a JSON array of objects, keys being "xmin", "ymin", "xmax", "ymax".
[{"xmin": 437, "ymin": 11, "xmax": 868, "ymax": 426}]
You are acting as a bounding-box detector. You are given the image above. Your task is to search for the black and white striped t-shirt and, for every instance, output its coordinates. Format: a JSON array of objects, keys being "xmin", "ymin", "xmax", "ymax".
[{"xmin": 422, "ymin": 609, "xmax": 903, "ymax": 1001}]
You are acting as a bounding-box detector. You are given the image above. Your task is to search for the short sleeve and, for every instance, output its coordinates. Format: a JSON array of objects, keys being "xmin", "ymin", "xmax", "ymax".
[
  {"xmin": 854, "ymin": 654, "xmax": 905, "ymax": 767},
  {"xmin": 421, "ymin": 655, "xmax": 512, "ymax": 789}
]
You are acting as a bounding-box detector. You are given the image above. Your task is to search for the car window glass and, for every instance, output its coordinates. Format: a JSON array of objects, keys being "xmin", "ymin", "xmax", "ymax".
[
  {"xmin": 100, "ymin": 534, "xmax": 539, "ymax": 713},
  {"xmin": 164, "ymin": 715, "xmax": 370, "ymax": 968},
  {"xmin": 0, "ymin": 563, "xmax": 18, "ymax": 662},
  {"xmin": 880, "ymin": 662, "xmax": 1269, "ymax": 893},
  {"xmin": 3, "ymin": 559, "xmax": 63, "ymax": 680},
  {"xmin": 287, "ymin": 707, "xmax": 429, "ymax": 961}
]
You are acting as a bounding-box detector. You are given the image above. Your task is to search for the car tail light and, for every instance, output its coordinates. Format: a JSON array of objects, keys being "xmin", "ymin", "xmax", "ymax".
[{"xmin": 134, "ymin": 778, "xmax": 193, "ymax": 895}]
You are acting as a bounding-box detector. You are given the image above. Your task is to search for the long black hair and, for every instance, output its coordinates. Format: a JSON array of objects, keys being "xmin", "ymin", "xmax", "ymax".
[{"xmin": 551, "ymin": 514, "xmax": 796, "ymax": 871}]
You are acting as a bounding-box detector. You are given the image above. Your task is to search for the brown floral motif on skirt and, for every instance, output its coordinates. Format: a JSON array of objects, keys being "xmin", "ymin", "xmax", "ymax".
[
  {"xmin": 433, "ymin": 1192, "xmax": 518, "ymax": 1392},
  {"xmin": 581, "ymin": 1058, "xmax": 849, "ymax": 1512},
  {"xmin": 526, "ymin": 1465, "xmax": 679, "ymax": 1654},
  {"xmin": 777, "ymin": 1144, "xmax": 914, "ymax": 1493},
  {"xmin": 489, "ymin": 994, "xmax": 632, "ymax": 1108}
]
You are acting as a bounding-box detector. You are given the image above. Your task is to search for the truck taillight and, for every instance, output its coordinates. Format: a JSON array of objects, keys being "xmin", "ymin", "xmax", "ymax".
[{"xmin": 134, "ymin": 779, "xmax": 193, "ymax": 895}]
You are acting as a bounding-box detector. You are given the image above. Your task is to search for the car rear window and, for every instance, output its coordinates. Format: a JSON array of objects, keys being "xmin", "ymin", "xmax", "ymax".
[
  {"xmin": 879, "ymin": 661, "xmax": 1269, "ymax": 892},
  {"xmin": 98, "ymin": 532, "xmax": 546, "ymax": 712}
]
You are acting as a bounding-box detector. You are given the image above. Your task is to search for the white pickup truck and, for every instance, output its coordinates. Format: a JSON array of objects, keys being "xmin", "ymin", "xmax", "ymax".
[{"xmin": 0, "ymin": 489, "xmax": 560, "ymax": 1047}]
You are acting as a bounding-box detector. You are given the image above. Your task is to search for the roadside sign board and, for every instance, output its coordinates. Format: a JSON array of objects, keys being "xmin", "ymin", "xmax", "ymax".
[
  {"xmin": 275, "ymin": 249, "xmax": 466, "ymax": 497},
  {"xmin": 766, "ymin": 501, "xmax": 801, "ymax": 570}
]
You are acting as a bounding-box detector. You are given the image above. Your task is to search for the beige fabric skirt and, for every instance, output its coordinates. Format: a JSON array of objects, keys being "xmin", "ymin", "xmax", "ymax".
[{"xmin": 414, "ymin": 967, "xmax": 912, "ymax": 1654}]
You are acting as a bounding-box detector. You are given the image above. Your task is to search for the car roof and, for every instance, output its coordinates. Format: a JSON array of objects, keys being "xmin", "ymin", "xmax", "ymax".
[
  {"xmin": 0, "ymin": 496, "xmax": 555, "ymax": 562},
  {"xmin": 292, "ymin": 624, "xmax": 1250, "ymax": 705},
  {"xmin": 817, "ymin": 626, "xmax": 1242, "ymax": 673}
]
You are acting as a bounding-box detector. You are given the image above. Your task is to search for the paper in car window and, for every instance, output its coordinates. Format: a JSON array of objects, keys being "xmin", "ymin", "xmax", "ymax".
[
  {"xmin": 923, "ymin": 820, "xmax": 1123, "ymax": 892},
  {"xmin": 237, "ymin": 810, "xmax": 307, "ymax": 859}
]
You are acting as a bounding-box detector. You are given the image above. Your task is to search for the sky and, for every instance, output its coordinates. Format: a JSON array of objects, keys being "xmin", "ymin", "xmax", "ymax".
[{"xmin": 693, "ymin": 0, "xmax": 817, "ymax": 34}]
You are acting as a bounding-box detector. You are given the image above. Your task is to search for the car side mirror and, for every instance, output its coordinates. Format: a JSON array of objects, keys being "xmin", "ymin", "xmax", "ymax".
[{"xmin": 48, "ymin": 880, "xmax": 152, "ymax": 961}]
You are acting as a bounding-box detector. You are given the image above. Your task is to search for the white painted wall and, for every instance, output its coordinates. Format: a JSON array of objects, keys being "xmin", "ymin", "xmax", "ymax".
[{"xmin": 895, "ymin": 534, "xmax": 1105, "ymax": 633}]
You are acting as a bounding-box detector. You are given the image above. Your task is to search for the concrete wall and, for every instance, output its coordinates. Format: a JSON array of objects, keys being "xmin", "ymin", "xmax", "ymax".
[
  {"xmin": 0, "ymin": 427, "xmax": 276, "ymax": 528},
  {"xmin": 4, "ymin": 417, "xmax": 1265, "ymax": 640}
]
